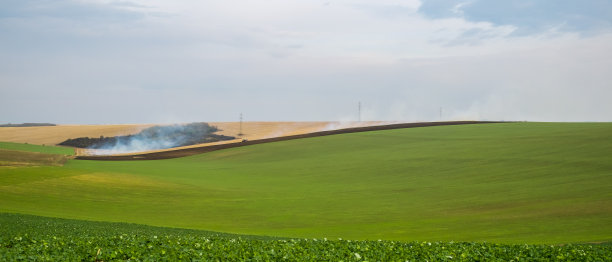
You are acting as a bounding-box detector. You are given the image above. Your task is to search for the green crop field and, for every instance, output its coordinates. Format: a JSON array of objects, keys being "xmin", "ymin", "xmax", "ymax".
[
  {"xmin": 0, "ymin": 142, "xmax": 73, "ymax": 167},
  {"xmin": 0, "ymin": 142, "xmax": 74, "ymax": 155},
  {"xmin": 1, "ymin": 122, "xmax": 611, "ymax": 247},
  {"xmin": 2, "ymin": 213, "xmax": 610, "ymax": 261}
]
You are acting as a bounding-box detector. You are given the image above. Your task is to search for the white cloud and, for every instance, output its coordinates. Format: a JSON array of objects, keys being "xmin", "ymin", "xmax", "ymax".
[{"xmin": 1, "ymin": 0, "xmax": 611, "ymax": 123}]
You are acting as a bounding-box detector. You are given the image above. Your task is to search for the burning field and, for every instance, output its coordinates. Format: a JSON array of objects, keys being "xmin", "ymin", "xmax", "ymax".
[
  {"xmin": 0, "ymin": 121, "xmax": 498, "ymax": 158},
  {"xmin": 76, "ymin": 121, "xmax": 497, "ymax": 160},
  {"xmin": 58, "ymin": 123, "xmax": 235, "ymax": 155},
  {"xmin": 0, "ymin": 121, "xmax": 392, "ymax": 156}
]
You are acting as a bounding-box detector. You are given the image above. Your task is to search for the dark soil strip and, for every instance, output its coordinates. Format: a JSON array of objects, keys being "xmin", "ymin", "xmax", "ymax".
[
  {"xmin": 0, "ymin": 123, "xmax": 56, "ymax": 127},
  {"xmin": 76, "ymin": 121, "xmax": 506, "ymax": 161}
]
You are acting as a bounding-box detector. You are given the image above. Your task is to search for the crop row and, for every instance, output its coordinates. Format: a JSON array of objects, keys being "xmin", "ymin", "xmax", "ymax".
[{"xmin": 1, "ymin": 213, "xmax": 610, "ymax": 261}]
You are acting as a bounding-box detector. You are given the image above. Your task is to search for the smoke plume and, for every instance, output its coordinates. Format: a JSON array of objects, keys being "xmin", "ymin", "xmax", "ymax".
[{"xmin": 63, "ymin": 123, "xmax": 235, "ymax": 155}]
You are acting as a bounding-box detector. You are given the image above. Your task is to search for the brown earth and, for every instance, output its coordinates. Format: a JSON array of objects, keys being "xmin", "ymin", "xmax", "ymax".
[{"xmin": 77, "ymin": 121, "xmax": 502, "ymax": 161}]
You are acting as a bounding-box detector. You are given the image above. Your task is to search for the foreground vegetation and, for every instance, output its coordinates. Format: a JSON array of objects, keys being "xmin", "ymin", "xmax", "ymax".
[
  {"xmin": 2, "ymin": 213, "xmax": 610, "ymax": 261},
  {"xmin": 1, "ymin": 123, "xmax": 611, "ymax": 243}
]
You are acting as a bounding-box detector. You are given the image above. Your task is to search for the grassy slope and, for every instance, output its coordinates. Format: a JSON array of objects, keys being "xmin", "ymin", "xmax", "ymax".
[
  {"xmin": 1, "ymin": 123, "xmax": 611, "ymax": 243},
  {"xmin": 0, "ymin": 142, "xmax": 74, "ymax": 155}
]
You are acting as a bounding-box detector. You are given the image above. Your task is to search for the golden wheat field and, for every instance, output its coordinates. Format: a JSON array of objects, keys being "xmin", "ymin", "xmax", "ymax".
[{"xmin": 0, "ymin": 122, "xmax": 390, "ymax": 155}]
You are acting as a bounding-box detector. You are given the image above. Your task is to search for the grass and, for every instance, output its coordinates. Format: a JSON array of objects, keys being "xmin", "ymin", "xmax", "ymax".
[
  {"xmin": 0, "ymin": 149, "xmax": 69, "ymax": 167},
  {"xmin": 1, "ymin": 122, "xmax": 611, "ymax": 243},
  {"xmin": 0, "ymin": 141, "xmax": 74, "ymax": 155},
  {"xmin": 2, "ymin": 213, "xmax": 610, "ymax": 261},
  {"xmin": 0, "ymin": 142, "xmax": 72, "ymax": 167}
]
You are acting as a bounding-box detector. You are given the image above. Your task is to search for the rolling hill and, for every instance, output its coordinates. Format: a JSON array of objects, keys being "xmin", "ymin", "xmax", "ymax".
[{"xmin": 1, "ymin": 122, "xmax": 611, "ymax": 243}]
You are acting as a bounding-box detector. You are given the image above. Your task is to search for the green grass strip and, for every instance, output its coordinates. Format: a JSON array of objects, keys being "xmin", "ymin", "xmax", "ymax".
[{"xmin": 0, "ymin": 142, "xmax": 74, "ymax": 155}]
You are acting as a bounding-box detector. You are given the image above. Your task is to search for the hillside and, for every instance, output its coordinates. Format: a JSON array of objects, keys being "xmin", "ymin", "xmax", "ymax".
[{"xmin": 0, "ymin": 122, "xmax": 611, "ymax": 243}]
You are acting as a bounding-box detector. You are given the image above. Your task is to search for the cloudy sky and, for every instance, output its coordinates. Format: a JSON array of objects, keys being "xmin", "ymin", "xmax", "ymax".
[{"xmin": 1, "ymin": 0, "xmax": 611, "ymax": 124}]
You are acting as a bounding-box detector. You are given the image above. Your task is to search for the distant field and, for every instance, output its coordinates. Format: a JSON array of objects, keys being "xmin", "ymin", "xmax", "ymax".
[
  {"xmin": 1, "ymin": 122, "xmax": 611, "ymax": 243},
  {"xmin": 0, "ymin": 121, "xmax": 386, "ymax": 156},
  {"xmin": 0, "ymin": 121, "xmax": 382, "ymax": 147},
  {"xmin": 78, "ymin": 121, "xmax": 490, "ymax": 160},
  {"xmin": 0, "ymin": 124, "xmax": 153, "ymax": 145}
]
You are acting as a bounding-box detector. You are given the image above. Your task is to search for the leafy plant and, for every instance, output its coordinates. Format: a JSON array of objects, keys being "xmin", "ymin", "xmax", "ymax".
[{"xmin": 1, "ymin": 213, "xmax": 610, "ymax": 261}]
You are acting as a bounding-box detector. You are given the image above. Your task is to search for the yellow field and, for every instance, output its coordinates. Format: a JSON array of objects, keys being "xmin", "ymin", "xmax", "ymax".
[
  {"xmin": 0, "ymin": 121, "xmax": 391, "ymax": 156},
  {"xmin": 211, "ymin": 121, "xmax": 390, "ymax": 140},
  {"xmin": 0, "ymin": 124, "xmax": 154, "ymax": 145}
]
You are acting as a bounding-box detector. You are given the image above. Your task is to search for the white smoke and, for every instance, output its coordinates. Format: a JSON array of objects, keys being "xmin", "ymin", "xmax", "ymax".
[
  {"xmin": 89, "ymin": 137, "xmax": 180, "ymax": 155},
  {"xmin": 87, "ymin": 123, "xmax": 224, "ymax": 155}
]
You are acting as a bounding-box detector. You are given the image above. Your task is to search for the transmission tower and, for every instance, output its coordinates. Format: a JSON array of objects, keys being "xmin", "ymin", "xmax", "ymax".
[{"xmin": 238, "ymin": 113, "xmax": 243, "ymax": 136}]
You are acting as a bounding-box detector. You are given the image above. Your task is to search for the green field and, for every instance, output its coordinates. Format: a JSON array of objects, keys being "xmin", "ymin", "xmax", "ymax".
[
  {"xmin": 2, "ymin": 213, "xmax": 610, "ymax": 261},
  {"xmin": 0, "ymin": 142, "xmax": 74, "ymax": 155},
  {"xmin": 0, "ymin": 142, "xmax": 73, "ymax": 167},
  {"xmin": 1, "ymin": 122, "xmax": 611, "ymax": 244}
]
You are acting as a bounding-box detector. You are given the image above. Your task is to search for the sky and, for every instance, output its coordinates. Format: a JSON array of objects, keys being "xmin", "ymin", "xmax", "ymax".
[{"xmin": 1, "ymin": 0, "xmax": 611, "ymax": 124}]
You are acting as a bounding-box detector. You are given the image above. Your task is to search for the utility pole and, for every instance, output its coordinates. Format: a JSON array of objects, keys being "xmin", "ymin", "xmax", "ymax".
[
  {"xmin": 358, "ymin": 101, "xmax": 362, "ymax": 122},
  {"xmin": 439, "ymin": 107, "xmax": 442, "ymax": 121},
  {"xmin": 239, "ymin": 113, "xmax": 243, "ymax": 136}
]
